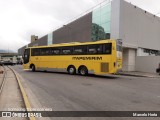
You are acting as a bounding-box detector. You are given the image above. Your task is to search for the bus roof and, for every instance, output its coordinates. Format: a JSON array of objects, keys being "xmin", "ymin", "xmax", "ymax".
[{"xmin": 26, "ymin": 39, "xmax": 116, "ymax": 49}]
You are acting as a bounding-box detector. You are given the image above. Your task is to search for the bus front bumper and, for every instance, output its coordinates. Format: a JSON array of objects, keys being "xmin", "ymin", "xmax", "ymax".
[{"xmin": 23, "ymin": 64, "xmax": 30, "ymax": 69}]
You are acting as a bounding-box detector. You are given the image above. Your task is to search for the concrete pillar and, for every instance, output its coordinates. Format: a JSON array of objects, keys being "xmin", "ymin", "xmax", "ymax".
[
  {"xmin": 122, "ymin": 48, "xmax": 128, "ymax": 71},
  {"xmin": 122, "ymin": 48, "xmax": 136, "ymax": 71},
  {"xmin": 111, "ymin": 0, "xmax": 121, "ymax": 39}
]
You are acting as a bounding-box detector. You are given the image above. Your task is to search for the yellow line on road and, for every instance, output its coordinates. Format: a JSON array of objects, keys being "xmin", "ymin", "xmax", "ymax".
[{"xmin": 9, "ymin": 67, "xmax": 36, "ymax": 120}]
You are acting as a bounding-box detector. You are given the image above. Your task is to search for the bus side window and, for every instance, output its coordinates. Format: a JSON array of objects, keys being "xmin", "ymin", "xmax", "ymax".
[
  {"xmin": 39, "ymin": 48, "xmax": 51, "ymax": 56},
  {"xmin": 32, "ymin": 48, "xmax": 40, "ymax": 56},
  {"xmin": 73, "ymin": 47, "xmax": 83, "ymax": 54},
  {"xmin": 97, "ymin": 44, "xmax": 103, "ymax": 54},
  {"xmin": 88, "ymin": 44, "xmax": 103, "ymax": 54},
  {"xmin": 45, "ymin": 48, "xmax": 51, "ymax": 55},
  {"xmin": 103, "ymin": 43, "xmax": 112, "ymax": 54},
  {"xmin": 73, "ymin": 46, "xmax": 87, "ymax": 55},
  {"xmin": 61, "ymin": 47, "xmax": 73, "ymax": 55},
  {"xmin": 50, "ymin": 48, "xmax": 60, "ymax": 55},
  {"xmin": 40, "ymin": 48, "xmax": 46, "ymax": 56}
]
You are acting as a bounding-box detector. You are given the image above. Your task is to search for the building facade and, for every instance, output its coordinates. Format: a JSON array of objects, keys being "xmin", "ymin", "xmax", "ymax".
[{"xmin": 18, "ymin": 0, "xmax": 160, "ymax": 72}]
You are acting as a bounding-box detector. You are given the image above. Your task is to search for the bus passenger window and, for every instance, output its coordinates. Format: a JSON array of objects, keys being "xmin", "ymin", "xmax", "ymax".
[
  {"xmin": 61, "ymin": 47, "xmax": 73, "ymax": 55},
  {"xmin": 32, "ymin": 48, "xmax": 40, "ymax": 56},
  {"xmin": 50, "ymin": 48, "xmax": 60, "ymax": 55},
  {"xmin": 88, "ymin": 44, "xmax": 103, "ymax": 54},
  {"xmin": 88, "ymin": 48, "xmax": 97, "ymax": 54},
  {"xmin": 45, "ymin": 48, "xmax": 50, "ymax": 55},
  {"xmin": 39, "ymin": 48, "xmax": 51, "ymax": 55},
  {"xmin": 62, "ymin": 49, "xmax": 72, "ymax": 55},
  {"xmin": 103, "ymin": 43, "xmax": 112, "ymax": 54},
  {"xmin": 74, "ymin": 49, "xmax": 82, "ymax": 53},
  {"xmin": 73, "ymin": 46, "xmax": 87, "ymax": 55},
  {"xmin": 40, "ymin": 49, "xmax": 45, "ymax": 55},
  {"xmin": 97, "ymin": 45, "xmax": 103, "ymax": 53}
]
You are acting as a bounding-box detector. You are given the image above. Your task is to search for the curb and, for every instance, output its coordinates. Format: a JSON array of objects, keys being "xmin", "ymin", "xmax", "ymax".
[
  {"xmin": 9, "ymin": 67, "xmax": 36, "ymax": 120},
  {"xmin": 118, "ymin": 73, "xmax": 147, "ymax": 77},
  {"xmin": 0, "ymin": 66, "xmax": 6, "ymax": 94},
  {"xmin": 118, "ymin": 73, "xmax": 160, "ymax": 78}
]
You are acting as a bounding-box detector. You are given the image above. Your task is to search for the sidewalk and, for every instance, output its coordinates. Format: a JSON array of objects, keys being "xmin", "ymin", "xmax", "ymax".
[
  {"xmin": 0, "ymin": 66, "xmax": 26, "ymax": 120},
  {"xmin": 118, "ymin": 71, "xmax": 160, "ymax": 78},
  {"xmin": 0, "ymin": 66, "xmax": 4, "ymax": 87}
]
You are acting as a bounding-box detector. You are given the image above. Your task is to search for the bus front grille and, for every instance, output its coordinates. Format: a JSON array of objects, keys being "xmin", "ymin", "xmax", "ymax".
[{"xmin": 101, "ymin": 63, "xmax": 109, "ymax": 72}]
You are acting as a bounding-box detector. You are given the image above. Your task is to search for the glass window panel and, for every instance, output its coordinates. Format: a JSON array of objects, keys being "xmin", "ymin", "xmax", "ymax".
[
  {"xmin": 101, "ymin": 12, "xmax": 111, "ymax": 24},
  {"xmin": 92, "ymin": 8, "xmax": 101, "ymax": 18},
  {"xmin": 101, "ymin": 22, "xmax": 110, "ymax": 33},
  {"xmin": 32, "ymin": 48, "xmax": 40, "ymax": 56},
  {"xmin": 61, "ymin": 47, "xmax": 73, "ymax": 55},
  {"xmin": 73, "ymin": 46, "xmax": 87, "ymax": 54},
  {"xmin": 101, "ymin": 4, "xmax": 111, "ymax": 15},
  {"xmin": 88, "ymin": 44, "xmax": 103, "ymax": 54},
  {"xmin": 47, "ymin": 33, "xmax": 53, "ymax": 45},
  {"xmin": 103, "ymin": 43, "xmax": 112, "ymax": 54},
  {"xmin": 92, "ymin": 1, "xmax": 111, "ymax": 41},
  {"xmin": 50, "ymin": 48, "xmax": 60, "ymax": 55},
  {"xmin": 92, "ymin": 17, "xmax": 101, "ymax": 24}
]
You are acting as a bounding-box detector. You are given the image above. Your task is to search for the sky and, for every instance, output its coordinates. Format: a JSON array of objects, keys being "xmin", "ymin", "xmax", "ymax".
[{"xmin": 0, "ymin": 0, "xmax": 160, "ymax": 52}]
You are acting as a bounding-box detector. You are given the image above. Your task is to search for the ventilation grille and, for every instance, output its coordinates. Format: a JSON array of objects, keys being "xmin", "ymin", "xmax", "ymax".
[{"xmin": 101, "ymin": 62, "xmax": 109, "ymax": 72}]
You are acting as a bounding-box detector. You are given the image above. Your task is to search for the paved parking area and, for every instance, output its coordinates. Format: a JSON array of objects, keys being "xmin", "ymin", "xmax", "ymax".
[
  {"xmin": 11, "ymin": 65, "xmax": 160, "ymax": 120},
  {"xmin": 12, "ymin": 65, "xmax": 160, "ymax": 110}
]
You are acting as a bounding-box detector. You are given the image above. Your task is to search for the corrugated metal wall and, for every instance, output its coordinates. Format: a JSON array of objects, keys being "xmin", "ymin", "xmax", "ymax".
[{"xmin": 53, "ymin": 12, "xmax": 92, "ymax": 43}]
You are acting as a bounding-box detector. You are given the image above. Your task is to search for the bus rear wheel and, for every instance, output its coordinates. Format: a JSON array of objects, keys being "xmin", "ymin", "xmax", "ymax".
[
  {"xmin": 68, "ymin": 66, "xmax": 76, "ymax": 75},
  {"xmin": 79, "ymin": 66, "xmax": 88, "ymax": 76},
  {"xmin": 31, "ymin": 65, "xmax": 36, "ymax": 72}
]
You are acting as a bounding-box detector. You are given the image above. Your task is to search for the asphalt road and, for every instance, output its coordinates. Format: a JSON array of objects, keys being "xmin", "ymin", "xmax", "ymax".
[{"xmin": 11, "ymin": 65, "xmax": 160, "ymax": 119}]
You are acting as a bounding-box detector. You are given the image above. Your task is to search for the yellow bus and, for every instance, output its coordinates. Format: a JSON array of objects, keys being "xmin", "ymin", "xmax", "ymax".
[{"xmin": 23, "ymin": 39, "xmax": 122, "ymax": 75}]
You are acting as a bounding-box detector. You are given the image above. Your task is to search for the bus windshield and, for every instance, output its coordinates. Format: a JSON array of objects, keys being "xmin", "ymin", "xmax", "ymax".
[{"xmin": 23, "ymin": 49, "xmax": 30, "ymax": 64}]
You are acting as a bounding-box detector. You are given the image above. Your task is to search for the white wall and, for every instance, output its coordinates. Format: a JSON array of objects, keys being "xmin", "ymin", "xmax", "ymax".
[
  {"xmin": 136, "ymin": 56, "xmax": 160, "ymax": 73},
  {"xmin": 111, "ymin": 0, "xmax": 121, "ymax": 39},
  {"xmin": 120, "ymin": 0, "xmax": 160, "ymax": 51}
]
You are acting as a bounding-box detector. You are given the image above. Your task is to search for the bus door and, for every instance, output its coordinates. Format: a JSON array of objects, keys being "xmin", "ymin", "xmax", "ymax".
[{"xmin": 23, "ymin": 49, "xmax": 30, "ymax": 64}]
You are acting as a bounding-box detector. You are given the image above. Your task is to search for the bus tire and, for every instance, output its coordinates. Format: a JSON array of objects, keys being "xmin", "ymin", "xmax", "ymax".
[
  {"xmin": 31, "ymin": 65, "xmax": 36, "ymax": 72},
  {"xmin": 79, "ymin": 66, "xmax": 88, "ymax": 76},
  {"xmin": 67, "ymin": 66, "xmax": 76, "ymax": 75}
]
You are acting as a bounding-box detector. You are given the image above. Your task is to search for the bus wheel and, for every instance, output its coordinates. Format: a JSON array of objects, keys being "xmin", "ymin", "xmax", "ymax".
[
  {"xmin": 68, "ymin": 66, "xmax": 76, "ymax": 75},
  {"xmin": 79, "ymin": 66, "xmax": 88, "ymax": 76},
  {"xmin": 31, "ymin": 65, "xmax": 36, "ymax": 72}
]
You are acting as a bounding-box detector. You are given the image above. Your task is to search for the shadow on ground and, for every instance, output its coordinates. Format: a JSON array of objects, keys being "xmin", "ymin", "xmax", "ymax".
[{"xmin": 25, "ymin": 70, "xmax": 119, "ymax": 80}]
